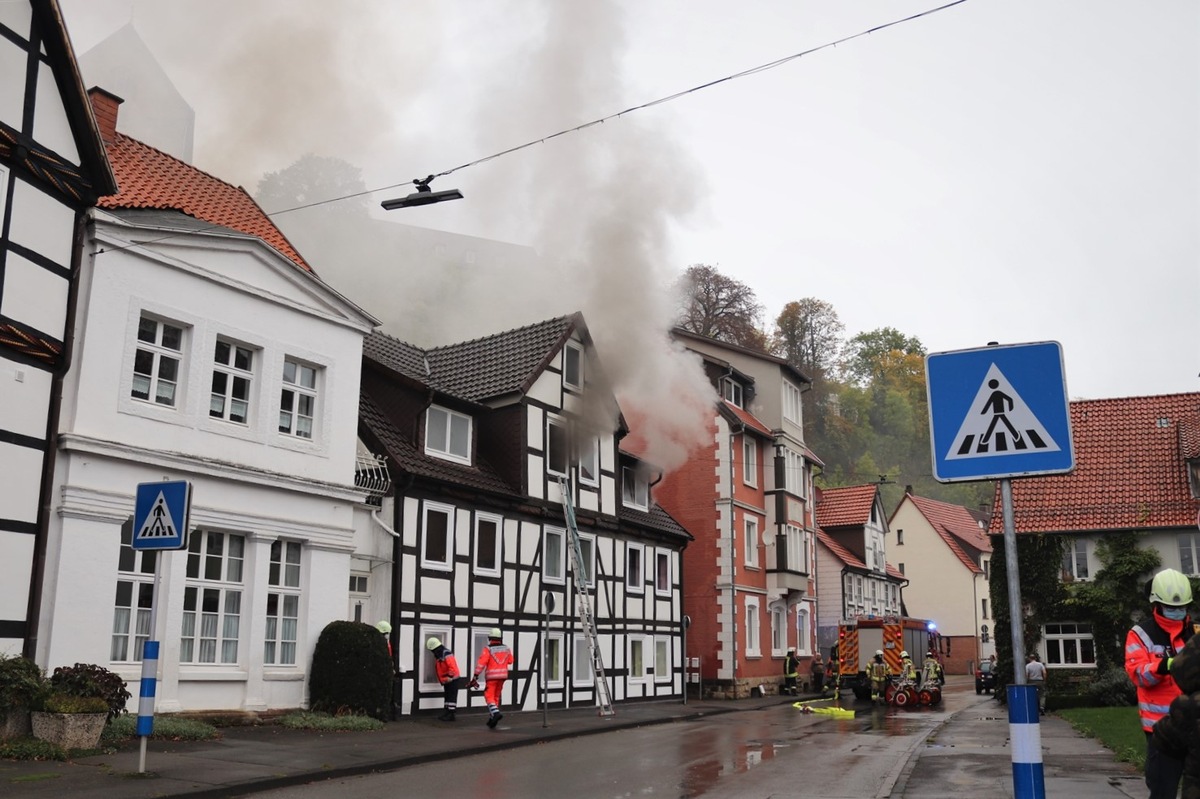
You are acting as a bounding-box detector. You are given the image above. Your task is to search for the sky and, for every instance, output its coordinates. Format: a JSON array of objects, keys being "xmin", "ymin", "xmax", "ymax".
[{"xmin": 58, "ymin": 0, "xmax": 1199, "ymax": 404}]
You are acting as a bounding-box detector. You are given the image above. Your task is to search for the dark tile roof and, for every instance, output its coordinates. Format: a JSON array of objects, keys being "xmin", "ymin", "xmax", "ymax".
[
  {"xmin": 619, "ymin": 503, "xmax": 692, "ymax": 544},
  {"xmin": 989, "ymin": 392, "xmax": 1200, "ymax": 534},
  {"xmin": 363, "ymin": 331, "xmax": 431, "ymax": 386},
  {"xmin": 816, "ymin": 484, "xmax": 879, "ymax": 529}
]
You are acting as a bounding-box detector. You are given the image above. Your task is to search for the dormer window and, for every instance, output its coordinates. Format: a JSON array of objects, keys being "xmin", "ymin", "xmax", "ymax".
[
  {"xmin": 622, "ymin": 466, "xmax": 648, "ymax": 510},
  {"xmin": 721, "ymin": 378, "xmax": 743, "ymax": 408},
  {"xmin": 564, "ymin": 343, "xmax": 583, "ymax": 390},
  {"xmin": 425, "ymin": 405, "xmax": 471, "ymax": 464},
  {"xmin": 1189, "ymin": 458, "xmax": 1200, "ymax": 499}
]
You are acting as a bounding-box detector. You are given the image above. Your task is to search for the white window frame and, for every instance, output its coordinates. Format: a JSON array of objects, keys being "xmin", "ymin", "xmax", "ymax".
[
  {"xmin": 745, "ymin": 597, "xmax": 761, "ymax": 657},
  {"xmin": 1181, "ymin": 533, "xmax": 1200, "ymax": 576},
  {"xmin": 784, "ymin": 449, "xmax": 805, "ymax": 497},
  {"xmin": 573, "ymin": 636, "xmax": 594, "ymax": 686},
  {"xmin": 629, "ymin": 636, "xmax": 649, "ymax": 682},
  {"xmin": 573, "ymin": 532, "xmax": 596, "ymax": 589},
  {"xmin": 132, "ymin": 314, "xmax": 185, "ymax": 408},
  {"xmin": 654, "ymin": 550, "xmax": 671, "ymax": 597},
  {"xmin": 425, "ymin": 405, "xmax": 472, "ymax": 464},
  {"xmin": 421, "ymin": 502, "xmax": 455, "ymax": 572},
  {"xmin": 547, "ymin": 416, "xmax": 569, "ymax": 477},
  {"xmin": 112, "ymin": 522, "xmax": 158, "ymax": 663},
  {"xmin": 622, "ymin": 466, "xmax": 648, "ymax": 510},
  {"xmin": 1062, "ymin": 539, "xmax": 1089, "ymax": 581},
  {"xmin": 470, "ymin": 628, "xmax": 492, "ymax": 680},
  {"xmin": 1042, "ymin": 622, "xmax": 1097, "ymax": 669},
  {"xmin": 782, "ymin": 380, "xmax": 802, "ymax": 425},
  {"xmin": 543, "ymin": 526, "xmax": 566, "ymax": 585},
  {"xmin": 279, "ymin": 358, "xmax": 319, "ymax": 439},
  {"xmin": 348, "ymin": 572, "xmax": 369, "ymax": 623},
  {"xmin": 421, "ymin": 624, "xmax": 453, "ymax": 691},
  {"xmin": 721, "ymin": 377, "xmax": 743, "ymax": 408},
  {"xmin": 744, "ymin": 516, "xmax": 759, "ymax": 569},
  {"xmin": 742, "ymin": 437, "xmax": 757, "ymax": 487},
  {"xmin": 654, "ymin": 637, "xmax": 671, "ymax": 684},
  {"xmin": 769, "ymin": 603, "xmax": 785, "ymax": 657},
  {"xmin": 563, "ymin": 342, "xmax": 584, "ymax": 390},
  {"xmin": 543, "ymin": 631, "xmax": 565, "ymax": 688},
  {"xmin": 210, "ymin": 337, "xmax": 256, "ymax": 424},
  {"xmin": 796, "ymin": 606, "xmax": 812, "ymax": 656},
  {"xmin": 474, "ymin": 512, "xmax": 502, "ymax": 576},
  {"xmin": 181, "ymin": 531, "xmax": 245, "ymax": 665},
  {"xmin": 578, "ymin": 436, "xmax": 600, "ymax": 485},
  {"xmin": 626, "ymin": 543, "xmax": 645, "ymax": 594},
  {"xmin": 265, "ymin": 540, "xmax": 302, "ymax": 666}
]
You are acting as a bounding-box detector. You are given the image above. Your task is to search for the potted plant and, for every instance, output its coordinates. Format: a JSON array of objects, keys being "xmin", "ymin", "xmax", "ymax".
[
  {"xmin": 30, "ymin": 663, "xmax": 131, "ymax": 750},
  {"xmin": 0, "ymin": 654, "xmax": 47, "ymax": 740}
]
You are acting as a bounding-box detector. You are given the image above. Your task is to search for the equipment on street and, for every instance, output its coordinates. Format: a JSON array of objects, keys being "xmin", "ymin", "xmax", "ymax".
[{"xmin": 835, "ymin": 616, "xmax": 942, "ymax": 707}]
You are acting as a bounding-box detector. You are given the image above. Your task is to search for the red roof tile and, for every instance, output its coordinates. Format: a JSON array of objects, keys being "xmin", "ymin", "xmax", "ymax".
[
  {"xmin": 98, "ymin": 133, "xmax": 310, "ymax": 271},
  {"xmin": 816, "ymin": 484, "xmax": 878, "ymax": 529},
  {"xmin": 723, "ymin": 401, "xmax": 773, "ymax": 438},
  {"xmin": 989, "ymin": 392, "xmax": 1200, "ymax": 534}
]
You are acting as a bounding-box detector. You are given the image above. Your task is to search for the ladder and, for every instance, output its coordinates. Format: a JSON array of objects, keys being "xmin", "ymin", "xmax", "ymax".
[{"xmin": 558, "ymin": 476, "xmax": 615, "ymax": 716}]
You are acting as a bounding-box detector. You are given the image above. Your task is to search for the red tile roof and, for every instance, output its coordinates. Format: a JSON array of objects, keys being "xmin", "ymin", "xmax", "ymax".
[
  {"xmin": 905, "ymin": 494, "xmax": 991, "ymax": 574},
  {"xmin": 722, "ymin": 401, "xmax": 773, "ymax": 438},
  {"xmin": 989, "ymin": 392, "xmax": 1200, "ymax": 534},
  {"xmin": 97, "ymin": 132, "xmax": 310, "ymax": 271},
  {"xmin": 816, "ymin": 484, "xmax": 879, "ymax": 529}
]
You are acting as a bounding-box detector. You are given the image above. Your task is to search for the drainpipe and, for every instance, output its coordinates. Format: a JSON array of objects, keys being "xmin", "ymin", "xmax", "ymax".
[{"xmin": 729, "ymin": 419, "xmax": 744, "ymax": 689}]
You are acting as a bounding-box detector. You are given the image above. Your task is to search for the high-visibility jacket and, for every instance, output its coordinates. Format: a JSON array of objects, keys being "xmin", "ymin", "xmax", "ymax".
[
  {"xmin": 474, "ymin": 642, "xmax": 513, "ymax": 682},
  {"xmin": 784, "ymin": 654, "xmax": 799, "ymax": 678},
  {"xmin": 1126, "ymin": 612, "xmax": 1192, "ymax": 732},
  {"xmin": 434, "ymin": 650, "xmax": 460, "ymax": 685}
]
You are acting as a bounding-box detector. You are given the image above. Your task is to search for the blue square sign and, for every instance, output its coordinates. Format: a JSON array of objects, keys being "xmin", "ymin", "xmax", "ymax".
[
  {"xmin": 925, "ymin": 341, "xmax": 1075, "ymax": 482},
  {"xmin": 132, "ymin": 481, "xmax": 191, "ymax": 550}
]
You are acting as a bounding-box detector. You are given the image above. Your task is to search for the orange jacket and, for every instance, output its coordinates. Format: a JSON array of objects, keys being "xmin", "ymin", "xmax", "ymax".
[
  {"xmin": 1126, "ymin": 612, "xmax": 1190, "ymax": 732},
  {"xmin": 434, "ymin": 650, "xmax": 460, "ymax": 685},
  {"xmin": 474, "ymin": 642, "xmax": 513, "ymax": 682}
]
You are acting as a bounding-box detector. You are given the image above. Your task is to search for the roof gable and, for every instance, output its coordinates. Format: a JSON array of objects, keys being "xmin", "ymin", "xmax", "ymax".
[
  {"xmin": 992, "ymin": 392, "xmax": 1200, "ymax": 534},
  {"xmin": 816, "ymin": 484, "xmax": 879, "ymax": 528}
]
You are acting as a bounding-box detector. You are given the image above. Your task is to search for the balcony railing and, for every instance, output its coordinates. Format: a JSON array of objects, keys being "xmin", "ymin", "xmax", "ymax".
[{"xmin": 354, "ymin": 452, "xmax": 391, "ymax": 507}]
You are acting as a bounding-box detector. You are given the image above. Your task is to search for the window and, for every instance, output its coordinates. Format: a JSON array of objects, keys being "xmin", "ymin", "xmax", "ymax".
[
  {"xmin": 785, "ymin": 524, "xmax": 806, "ymax": 573},
  {"xmin": 1062, "ymin": 539, "xmax": 1089, "ymax": 580},
  {"xmin": 573, "ymin": 636, "xmax": 594, "ymax": 685},
  {"xmin": 796, "ymin": 607, "xmax": 811, "ymax": 655},
  {"xmin": 626, "ymin": 543, "xmax": 644, "ymax": 593},
  {"xmin": 742, "ymin": 438, "xmax": 757, "ymax": 487},
  {"xmin": 544, "ymin": 633, "xmax": 564, "ymax": 687},
  {"xmin": 181, "ymin": 532, "xmax": 244, "ymax": 664},
  {"xmin": 265, "ymin": 541, "xmax": 301, "ymax": 666},
  {"xmin": 783, "ymin": 449, "xmax": 805, "ymax": 497},
  {"xmin": 770, "ymin": 604, "xmax": 785, "ymax": 656},
  {"xmin": 897, "ymin": 528, "xmax": 904, "ymax": 545},
  {"xmin": 630, "ymin": 637, "xmax": 647, "ymax": 681},
  {"xmin": 983, "ymin": 559, "xmax": 990, "ymax": 580},
  {"xmin": 111, "ymin": 521, "xmax": 158, "ymax": 662},
  {"xmin": 578, "ymin": 437, "xmax": 599, "ymax": 485},
  {"xmin": 745, "ymin": 598, "xmax": 761, "ymax": 656},
  {"xmin": 1180, "ymin": 533, "xmax": 1200, "ymax": 576},
  {"xmin": 721, "ymin": 378, "xmax": 743, "ymax": 408},
  {"xmin": 422, "ymin": 502, "xmax": 454, "ymax": 571},
  {"xmin": 421, "ymin": 625, "xmax": 452, "ymax": 690},
  {"xmin": 655, "ymin": 551, "xmax": 671, "ymax": 596},
  {"xmin": 279, "ymin": 359, "xmax": 318, "ymax": 439},
  {"xmin": 622, "ymin": 466, "xmax": 648, "ymax": 510},
  {"xmin": 563, "ymin": 343, "xmax": 583, "ymax": 389},
  {"xmin": 547, "ymin": 418, "xmax": 569, "ymax": 476},
  {"xmin": 474, "ymin": 513, "xmax": 501, "ymax": 575},
  {"xmin": 655, "ymin": 638, "xmax": 670, "ymax": 683},
  {"xmin": 744, "ymin": 517, "xmax": 759, "ymax": 568},
  {"xmin": 425, "ymin": 405, "xmax": 471, "ymax": 463},
  {"xmin": 348, "ymin": 573, "xmax": 369, "ymax": 622},
  {"xmin": 572, "ymin": 533, "xmax": 596, "ymax": 588},
  {"xmin": 132, "ymin": 315, "xmax": 184, "ymax": 407},
  {"xmin": 981, "ymin": 598, "xmax": 990, "ymax": 620},
  {"xmin": 782, "ymin": 381, "xmax": 802, "ymax": 425},
  {"xmin": 898, "ymin": 563, "xmax": 905, "ymax": 575},
  {"xmin": 470, "ymin": 628, "xmax": 492, "ymax": 681},
  {"xmin": 543, "ymin": 526, "xmax": 566, "ymax": 584},
  {"xmin": 1043, "ymin": 622, "xmax": 1096, "ymax": 668},
  {"xmin": 210, "ymin": 338, "xmax": 254, "ymax": 423}
]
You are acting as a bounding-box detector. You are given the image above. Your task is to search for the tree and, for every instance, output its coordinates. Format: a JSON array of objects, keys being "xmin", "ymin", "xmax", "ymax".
[
  {"xmin": 842, "ymin": 327, "xmax": 925, "ymax": 386},
  {"xmin": 674, "ymin": 264, "xmax": 766, "ymax": 350},
  {"xmin": 254, "ymin": 154, "xmax": 369, "ymax": 217},
  {"xmin": 771, "ymin": 298, "xmax": 844, "ymax": 382}
]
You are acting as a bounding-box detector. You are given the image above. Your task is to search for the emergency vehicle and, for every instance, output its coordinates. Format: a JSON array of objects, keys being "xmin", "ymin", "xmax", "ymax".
[{"xmin": 834, "ymin": 616, "xmax": 942, "ymax": 704}]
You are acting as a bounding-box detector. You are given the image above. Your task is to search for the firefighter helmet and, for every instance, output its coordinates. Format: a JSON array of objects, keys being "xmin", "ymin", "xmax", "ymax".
[
  {"xmin": 901, "ymin": 651, "xmax": 910, "ymax": 659},
  {"xmin": 1150, "ymin": 569, "xmax": 1193, "ymax": 607},
  {"xmin": 375, "ymin": 620, "xmax": 392, "ymax": 634},
  {"xmin": 489, "ymin": 627, "xmax": 502, "ymax": 639},
  {"xmin": 425, "ymin": 636, "xmax": 442, "ymax": 651},
  {"xmin": 875, "ymin": 650, "xmax": 884, "ymax": 657}
]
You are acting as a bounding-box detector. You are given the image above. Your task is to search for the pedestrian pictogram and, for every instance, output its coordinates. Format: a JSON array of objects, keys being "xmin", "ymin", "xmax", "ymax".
[
  {"xmin": 926, "ymin": 342, "xmax": 1074, "ymax": 483},
  {"xmin": 946, "ymin": 364, "xmax": 1062, "ymax": 459},
  {"xmin": 132, "ymin": 481, "xmax": 191, "ymax": 550}
]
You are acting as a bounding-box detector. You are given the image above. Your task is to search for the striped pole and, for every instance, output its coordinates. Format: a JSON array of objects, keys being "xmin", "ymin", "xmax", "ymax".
[
  {"xmin": 137, "ymin": 640, "xmax": 159, "ymax": 773},
  {"xmin": 1008, "ymin": 684, "xmax": 1045, "ymax": 798}
]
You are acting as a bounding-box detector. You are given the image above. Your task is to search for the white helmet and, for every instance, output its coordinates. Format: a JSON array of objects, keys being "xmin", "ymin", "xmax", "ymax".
[
  {"xmin": 875, "ymin": 650, "xmax": 884, "ymax": 657},
  {"xmin": 901, "ymin": 651, "xmax": 909, "ymax": 659},
  {"xmin": 1150, "ymin": 569, "xmax": 1193, "ymax": 607},
  {"xmin": 425, "ymin": 636, "xmax": 442, "ymax": 651},
  {"xmin": 489, "ymin": 627, "xmax": 502, "ymax": 639}
]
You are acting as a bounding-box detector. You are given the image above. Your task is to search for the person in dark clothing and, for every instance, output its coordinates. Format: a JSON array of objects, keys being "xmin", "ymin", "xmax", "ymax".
[
  {"xmin": 810, "ymin": 652, "xmax": 826, "ymax": 695},
  {"xmin": 1152, "ymin": 616, "xmax": 1200, "ymax": 799},
  {"xmin": 783, "ymin": 649, "xmax": 800, "ymax": 696}
]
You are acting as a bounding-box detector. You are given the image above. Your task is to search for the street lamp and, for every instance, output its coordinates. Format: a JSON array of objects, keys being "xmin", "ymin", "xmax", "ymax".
[{"xmin": 381, "ymin": 175, "xmax": 463, "ymax": 210}]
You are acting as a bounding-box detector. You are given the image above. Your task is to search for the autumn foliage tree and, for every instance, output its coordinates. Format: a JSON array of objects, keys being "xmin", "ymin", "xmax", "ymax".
[{"xmin": 674, "ymin": 264, "xmax": 767, "ymax": 350}]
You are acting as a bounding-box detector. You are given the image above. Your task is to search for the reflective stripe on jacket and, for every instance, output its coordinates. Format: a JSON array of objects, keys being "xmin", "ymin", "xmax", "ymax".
[
  {"xmin": 435, "ymin": 651, "xmax": 460, "ymax": 684},
  {"xmin": 1125, "ymin": 619, "xmax": 1185, "ymax": 732},
  {"xmin": 475, "ymin": 643, "xmax": 513, "ymax": 681}
]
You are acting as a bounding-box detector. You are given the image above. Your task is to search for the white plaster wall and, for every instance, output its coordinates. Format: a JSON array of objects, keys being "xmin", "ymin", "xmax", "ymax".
[
  {"xmin": 0, "ymin": 251, "xmax": 69, "ymax": 335},
  {"xmin": 9, "ymin": 178, "xmax": 74, "ymax": 273},
  {"xmin": 0, "ymin": 32, "xmax": 27, "ymax": 131},
  {"xmin": 0, "ymin": 360, "xmax": 51, "ymax": 436},
  {"xmin": 890, "ymin": 502, "xmax": 980, "ymax": 638},
  {"xmin": 32, "ymin": 61, "xmax": 78, "ymax": 164}
]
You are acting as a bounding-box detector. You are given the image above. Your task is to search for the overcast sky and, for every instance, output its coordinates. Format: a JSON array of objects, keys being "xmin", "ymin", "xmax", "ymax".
[{"xmin": 60, "ymin": 0, "xmax": 1198, "ymax": 402}]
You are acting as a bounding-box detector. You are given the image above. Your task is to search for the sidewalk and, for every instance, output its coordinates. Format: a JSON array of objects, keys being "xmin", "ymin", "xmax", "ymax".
[{"xmin": 0, "ymin": 680, "xmax": 1143, "ymax": 799}]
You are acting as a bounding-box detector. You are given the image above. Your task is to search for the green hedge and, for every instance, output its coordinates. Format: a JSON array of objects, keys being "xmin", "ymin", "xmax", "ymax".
[{"xmin": 308, "ymin": 621, "xmax": 393, "ymax": 721}]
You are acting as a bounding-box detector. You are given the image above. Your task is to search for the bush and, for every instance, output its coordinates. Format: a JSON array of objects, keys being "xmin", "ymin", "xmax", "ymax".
[
  {"xmin": 309, "ymin": 621, "xmax": 393, "ymax": 721},
  {"xmin": 41, "ymin": 694, "xmax": 110, "ymax": 714},
  {"xmin": 47, "ymin": 663, "xmax": 131, "ymax": 719},
  {"xmin": 0, "ymin": 655, "xmax": 47, "ymax": 709},
  {"xmin": 1085, "ymin": 667, "xmax": 1137, "ymax": 708},
  {"xmin": 0, "ymin": 735, "xmax": 66, "ymax": 761},
  {"xmin": 104, "ymin": 714, "xmax": 220, "ymax": 743},
  {"xmin": 277, "ymin": 710, "xmax": 385, "ymax": 731}
]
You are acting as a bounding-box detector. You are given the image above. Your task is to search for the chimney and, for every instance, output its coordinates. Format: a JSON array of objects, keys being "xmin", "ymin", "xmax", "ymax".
[
  {"xmin": 904, "ymin": 484, "xmax": 913, "ymax": 495},
  {"xmin": 87, "ymin": 87, "xmax": 124, "ymax": 145}
]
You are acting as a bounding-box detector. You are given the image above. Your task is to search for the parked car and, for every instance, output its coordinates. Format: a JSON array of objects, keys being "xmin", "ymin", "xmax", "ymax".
[{"xmin": 975, "ymin": 660, "xmax": 997, "ymax": 694}]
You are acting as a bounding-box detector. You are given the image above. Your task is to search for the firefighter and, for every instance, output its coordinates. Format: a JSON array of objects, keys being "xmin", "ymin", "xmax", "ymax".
[
  {"xmin": 899, "ymin": 650, "xmax": 918, "ymax": 683},
  {"xmin": 426, "ymin": 636, "xmax": 463, "ymax": 722},
  {"xmin": 810, "ymin": 651, "xmax": 826, "ymax": 695},
  {"xmin": 471, "ymin": 627, "xmax": 514, "ymax": 729},
  {"xmin": 375, "ymin": 620, "xmax": 393, "ymax": 660},
  {"xmin": 783, "ymin": 649, "xmax": 800, "ymax": 696},
  {"xmin": 1126, "ymin": 568, "xmax": 1194, "ymax": 799},
  {"xmin": 923, "ymin": 651, "xmax": 944, "ymax": 687},
  {"xmin": 868, "ymin": 650, "xmax": 889, "ymax": 704}
]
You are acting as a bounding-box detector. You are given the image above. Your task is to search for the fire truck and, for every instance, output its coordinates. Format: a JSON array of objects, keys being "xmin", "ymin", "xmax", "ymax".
[{"xmin": 834, "ymin": 616, "xmax": 942, "ymax": 704}]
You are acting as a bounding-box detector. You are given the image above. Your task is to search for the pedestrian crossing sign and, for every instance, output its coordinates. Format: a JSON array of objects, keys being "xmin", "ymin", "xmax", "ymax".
[
  {"xmin": 132, "ymin": 480, "xmax": 191, "ymax": 550},
  {"xmin": 926, "ymin": 342, "xmax": 1074, "ymax": 482}
]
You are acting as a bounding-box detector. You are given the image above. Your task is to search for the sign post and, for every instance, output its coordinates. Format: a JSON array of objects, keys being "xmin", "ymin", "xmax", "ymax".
[
  {"xmin": 131, "ymin": 480, "xmax": 192, "ymax": 774},
  {"xmin": 926, "ymin": 342, "xmax": 1074, "ymax": 799}
]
